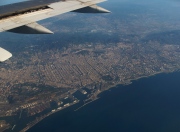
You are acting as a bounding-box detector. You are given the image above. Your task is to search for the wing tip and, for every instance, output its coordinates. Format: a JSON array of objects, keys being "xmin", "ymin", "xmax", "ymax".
[{"xmin": 0, "ymin": 47, "xmax": 12, "ymax": 62}]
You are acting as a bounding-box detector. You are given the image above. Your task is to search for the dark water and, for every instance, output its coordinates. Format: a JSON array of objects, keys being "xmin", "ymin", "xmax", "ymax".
[{"xmin": 28, "ymin": 72, "xmax": 180, "ymax": 132}]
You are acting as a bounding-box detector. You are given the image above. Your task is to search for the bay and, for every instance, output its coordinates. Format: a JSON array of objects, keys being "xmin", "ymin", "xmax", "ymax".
[{"xmin": 28, "ymin": 72, "xmax": 180, "ymax": 132}]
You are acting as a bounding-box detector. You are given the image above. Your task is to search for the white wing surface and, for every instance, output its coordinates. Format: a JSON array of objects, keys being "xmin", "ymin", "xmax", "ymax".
[
  {"xmin": 0, "ymin": 0, "xmax": 109, "ymax": 33},
  {"xmin": 0, "ymin": 0, "xmax": 110, "ymax": 61},
  {"xmin": 0, "ymin": 47, "xmax": 12, "ymax": 62}
]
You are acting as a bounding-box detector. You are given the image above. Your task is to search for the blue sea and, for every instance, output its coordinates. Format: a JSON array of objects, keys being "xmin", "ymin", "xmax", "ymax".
[{"xmin": 28, "ymin": 72, "xmax": 180, "ymax": 132}]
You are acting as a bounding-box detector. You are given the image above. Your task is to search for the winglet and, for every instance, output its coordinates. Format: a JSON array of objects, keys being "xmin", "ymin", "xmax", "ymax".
[{"xmin": 0, "ymin": 47, "xmax": 12, "ymax": 62}]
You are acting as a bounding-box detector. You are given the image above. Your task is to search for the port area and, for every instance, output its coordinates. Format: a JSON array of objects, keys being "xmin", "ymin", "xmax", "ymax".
[
  {"xmin": 0, "ymin": 120, "xmax": 10, "ymax": 131},
  {"xmin": 20, "ymin": 100, "xmax": 79, "ymax": 132},
  {"xmin": 19, "ymin": 86, "xmax": 103, "ymax": 132}
]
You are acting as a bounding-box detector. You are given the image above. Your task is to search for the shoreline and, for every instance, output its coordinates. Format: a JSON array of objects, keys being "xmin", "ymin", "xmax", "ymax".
[
  {"xmin": 19, "ymin": 70, "xmax": 178, "ymax": 132},
  {"xmin": 74, "ymin": 98, "xmax": 99, "ymax": 111},
  {"xmin": 95, "ymin": 71, "xmax": 167, "ymax": 98},
  {"xmin": 19, "ymin": 100, "xmax": 79, "ymax": 132}
]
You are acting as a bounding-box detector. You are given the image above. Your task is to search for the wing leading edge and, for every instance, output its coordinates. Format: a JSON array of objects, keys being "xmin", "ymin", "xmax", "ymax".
[
  {"xmin": 0, "ymin": 0, "xmax": 110, "ymax": 33},
  {"xmin": 0, "ymin": 0, "xmax": 110, "ymax": 61}
]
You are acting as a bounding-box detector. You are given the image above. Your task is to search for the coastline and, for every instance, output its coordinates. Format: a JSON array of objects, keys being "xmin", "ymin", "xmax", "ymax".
[
  {"xmin": 74, "ymin": 98, "xmax": 99, "ymax": 112},
  {"xmin": 96, "ymin": 70, "xmax": 173, "ymax": 98},
  {"xmin": 20, "ymin": 100, "xmax": 79, "ymax": 132},
  {"xmin": 25, "ymin": 70, "xmax": 180, "ymax": 132},
  {"xmin": 20, "ymin": 70, "xmax": 178, "ymax": 132}
]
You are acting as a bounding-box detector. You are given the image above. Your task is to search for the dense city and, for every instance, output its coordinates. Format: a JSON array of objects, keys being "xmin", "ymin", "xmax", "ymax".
[
  {"xmin": 0, "ymin": 40, "xmax": 179, "ymax": 131},
  {"xmin": 0, "ymin": 0, "xmax": 180, "ymax": 131}
]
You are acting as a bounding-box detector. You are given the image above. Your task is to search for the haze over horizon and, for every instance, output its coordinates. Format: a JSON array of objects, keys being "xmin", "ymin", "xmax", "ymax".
[{"xmin": 0, "ymin": 0, "xmax": 29, "ymax": 6}]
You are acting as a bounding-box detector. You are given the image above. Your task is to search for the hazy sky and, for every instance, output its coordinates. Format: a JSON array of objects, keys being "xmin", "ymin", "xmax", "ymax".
[{"xmin": 0, "ymin": 0, "xmax": 28, "ymax": 6}]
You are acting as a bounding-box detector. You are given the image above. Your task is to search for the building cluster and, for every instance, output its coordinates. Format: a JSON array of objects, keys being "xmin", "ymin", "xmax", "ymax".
[
  {"xmin": 0, "ymin": 42, "xmax": 179, "ymax": 118},
  {"xmin": 0, "ymin": 120, "xmax": 10, "ymax": 131}
]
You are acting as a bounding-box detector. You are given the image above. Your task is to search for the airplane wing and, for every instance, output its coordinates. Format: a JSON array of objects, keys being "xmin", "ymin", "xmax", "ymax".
[
  {"xmin": 0, "ymin": 0, "xmax": 110, "ymax": 62},
  {"xmin": 0, "ymin": 47, "xmax": 12, "ymax": 62}
]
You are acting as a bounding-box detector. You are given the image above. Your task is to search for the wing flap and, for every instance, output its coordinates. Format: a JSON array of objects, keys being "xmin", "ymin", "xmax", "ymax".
[
  {"xmin": 8, "ymin": 22, "xmax": 53, "ymax": 34},
  {"xmin": 0, "ymin": 47, "xmax": 12, "ymax": 62},
  {"xmin": 0, "ymin": 0, "xmax": 106, "ymax": 32}
]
